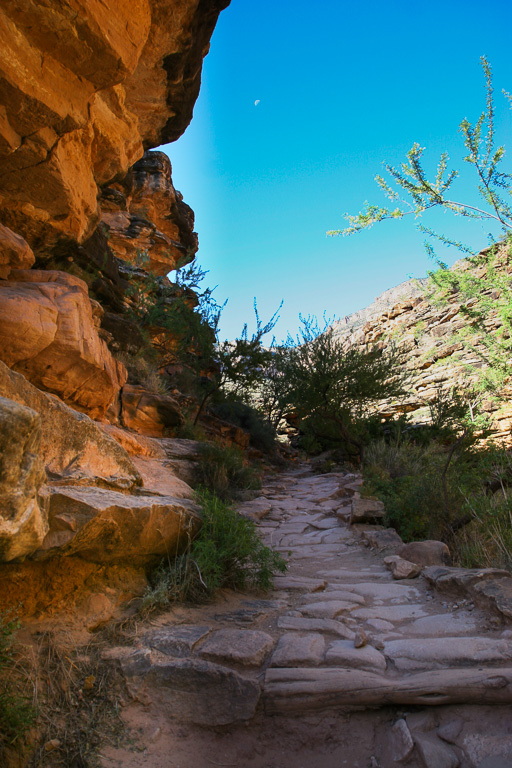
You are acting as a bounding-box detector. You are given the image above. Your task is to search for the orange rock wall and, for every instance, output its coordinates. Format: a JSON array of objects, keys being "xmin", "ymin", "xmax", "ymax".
[{"xmin": 0, "ymin": 0, "xmax": 230, "ymax": 254}]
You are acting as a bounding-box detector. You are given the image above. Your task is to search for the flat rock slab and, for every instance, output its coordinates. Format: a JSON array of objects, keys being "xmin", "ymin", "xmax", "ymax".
[
  {"xmin": 309, "ymin": 518, "xmax": 342, "ymax": 530},
  {"xmin": 198, "ymin": 629, "xmax": 274, "ymax": 667},
  {"xmin": 273, "ymin": 575, "xmax": 327, "ymax": 592},
  {"xmin": 304, "ymin": 589, "xmax": 366, "ymax": 605},
  {"xmin": 384, "ymin": 637, "xmax": 512, "ymax": 670},
  {"xmin": 301, "ymin": 600, "xmax": 359, "ymax": 619},
  {"xmin": 404, "ymin": 612, "xmax": 481, "ymax": 636},
  {"xmin": 146, "ymin": 658, "xmax": 261, "ymax": 726},
  {"xmin": 343, "ymin": 582, "xmax": 421, "ymax": 601},
  {"xmin": 325, "ymin": 640, "xmax": 387, "ymax": 671},
  {"xmin": 353, "ymin": 605, "xmax": 429, "ymax": 622},
  {"xmin": 270, "ymin": 633, "xmax": 325, "ymax": 667},
  {"xmin": 320, "ymin": 568, "xmax": 391, "ymax": 582},
  {"xmin": 145, "ymin": 625, "xmax": 211, "ymax": 656},
  {"xmin": 264, "ymin": 666, "xmax": 512, "ymax": 713},
  {"xmin": 423, "ymin": 566, "xmax": 510, "ymax": 595},
  {"xmin": 214, "ymin": 599, "xmax": 285, "ymax": 625},
  {"xmin": 277, "ymin": 615, "xmax": 355, "ymax": 640}
]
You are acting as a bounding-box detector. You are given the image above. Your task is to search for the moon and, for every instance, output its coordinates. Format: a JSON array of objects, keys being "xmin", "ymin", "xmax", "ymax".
[{"xmin": 254, "ymin": 99, "xmax": 260, "ymax": 106}]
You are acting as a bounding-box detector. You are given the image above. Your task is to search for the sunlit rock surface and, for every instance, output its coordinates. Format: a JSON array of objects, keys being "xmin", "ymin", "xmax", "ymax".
[
  {"xmin": 0, "ymin": 396, "xmax": 47, "ymax": 562},
  {"xmin": 0, "ymin": 0, "xmax": 230, "ymax": 251},
  {"xmin": 0, "ymin": 270, "xmax": 127, "ymax": 418}
]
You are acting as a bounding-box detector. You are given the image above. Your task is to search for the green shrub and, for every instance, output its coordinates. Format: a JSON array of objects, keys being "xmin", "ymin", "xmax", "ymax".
[
  {"xmin": 116, "ymin": 350, "xmax": 170, "ymax": 394},
  {"xmin": 196, "ymin": 442, "xmax": 261, "ymax": 500},
  {"xmin": 142, "ymin": 490, "xmax": 287, "ymax": 611},
  {"xmin": 363, "ymin": 433, "xmax": 512, "ymax": 568},
  {"xmin": 0, "ymin": 612, "xmax": 35, "ymax": 752},
  {"xmin": 455, "ymin": 492, "xmax": 512, "ymax": 570}
]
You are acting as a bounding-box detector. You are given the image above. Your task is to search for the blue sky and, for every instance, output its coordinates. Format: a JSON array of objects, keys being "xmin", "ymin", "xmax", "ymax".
[{"xmin": 159, "ymin": 0, "xmax": 512, "ymax": 341}]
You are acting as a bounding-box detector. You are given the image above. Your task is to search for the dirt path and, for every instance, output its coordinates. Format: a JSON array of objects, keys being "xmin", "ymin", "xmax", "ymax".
[{"xmin": 100, "ymin": 467, "xmax": 512, "ymax": 768}]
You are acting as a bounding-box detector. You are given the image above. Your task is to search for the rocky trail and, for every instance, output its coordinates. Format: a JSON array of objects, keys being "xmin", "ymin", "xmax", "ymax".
[{"xmin": 101, "ymin": 467, "xmax": 512, "ymax": 768}]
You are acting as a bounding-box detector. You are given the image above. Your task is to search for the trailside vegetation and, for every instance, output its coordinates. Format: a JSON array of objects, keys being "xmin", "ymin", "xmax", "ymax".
[
  {"xmin": 327, "ymin": 56, "xmax": 512, "ymax": 570},
  {"xmin": 261, "ymin": 315, "xmax": 408, "ymax": 462}
]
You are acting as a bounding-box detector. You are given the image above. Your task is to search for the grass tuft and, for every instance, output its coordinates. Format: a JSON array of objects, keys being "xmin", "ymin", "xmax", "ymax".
[{"xmin": 141, "ymin": 489, "xmax": 286, "ymax": 612}]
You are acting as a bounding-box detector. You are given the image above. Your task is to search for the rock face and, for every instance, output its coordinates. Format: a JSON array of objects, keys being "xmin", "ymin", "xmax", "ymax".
[
  {"xmin": 0, "ymin": 0, "xmax": 230, "ymax": 251},
  {"xmin": 0, "ymin": 396, "xmax": 47, "ymax": 562},
  {"xmin": 0, "ymin": 270, "xmax": 127, "ymax": 418},
  {"xmin": 121, "ymin": 384, "xmax": 184, "ymax": 437},
  {"xmin": 0, "ymin": 223, "xmax": 35, "ymax": 278},
  {"xmin": 0, "ymin": 1, "xmax": 236, "ymax": 614},
  {"xmin": 101, "ymin": 151, "xmax": 198, "ymax": 276},
  {"xmin": 39, "ymin": 485, "xmax": 200, "ymax": 565},
  {"xmin": 0, "ymin": 360, "xmax": 140, "ymax": 489},
  {"xmin": 333, "ymin": 247, "xmax": 512, "ymax": 443}
]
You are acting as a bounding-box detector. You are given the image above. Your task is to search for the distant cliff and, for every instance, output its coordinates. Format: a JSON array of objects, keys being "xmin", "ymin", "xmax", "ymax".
[{"xmin": 336, "ymin": 251, "xmax": 512, "ymax": 443}]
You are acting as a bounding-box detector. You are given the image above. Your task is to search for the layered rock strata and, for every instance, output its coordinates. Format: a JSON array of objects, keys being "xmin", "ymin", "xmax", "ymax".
[
  {"xmin": 334, "ymin": 251, "xmax": 512, "ymax": 441},
  {"xmin": 0, "ymin": 270, "xmax": 127, "ymax": 418},
  {"xmin": 0, "ymin": 0, "xmax": 230, "ymax": 251}
]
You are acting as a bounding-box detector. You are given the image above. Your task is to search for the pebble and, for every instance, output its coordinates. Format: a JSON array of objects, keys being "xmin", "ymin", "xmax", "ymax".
[{"xmin": 44, "ymin": 740, "xmax": 61, "ymax": 752}]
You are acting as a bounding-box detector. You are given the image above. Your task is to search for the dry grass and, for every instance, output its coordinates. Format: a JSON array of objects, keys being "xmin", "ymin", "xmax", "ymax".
[{"xmin": 26, "ymin": 631, "xmax": 127, "ymax": 768}]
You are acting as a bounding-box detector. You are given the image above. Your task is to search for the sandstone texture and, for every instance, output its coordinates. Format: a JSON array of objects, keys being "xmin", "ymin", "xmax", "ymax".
[
  {"xmin": 39, "ymin": 485, "xmax": 200, "ymax": 565},
  {"xmin": 0, "ymin": 270, "xmax": 126, "ymax": 418},
  {"xmin": 0, "ymin": 396, "xmax": 47, "ymax": 561},
  {"xmin": 101, "ymin": 151, "xmax": 198, "ymax": 275},
  {"xmin": 146, "ymin": 658, "xmax": 261, "ymax": 726},
  {"xmin": 121, "ymin": 384, "xmax": 183, "ymax": 437},
  {"xmin": 398, "ymin": 540, "xmax": 451, "ymax": 567},
  {"xmin": 350, "ymin": 497, "xmax": 385, "ymax": 524},
  {"xmin": 0, "ymin": 0, "xmax": 230, "ymax": 251},
  {"xmin": 0, "ymin": 223, "xmax": 34, "ymax": 278},
  {"xmin": 0, "ymin": 360, "xmax": 140, "ymax": 489},
  {"xmin": 384, "ymin": 555, "xmax": 422, "ymax": 580}
]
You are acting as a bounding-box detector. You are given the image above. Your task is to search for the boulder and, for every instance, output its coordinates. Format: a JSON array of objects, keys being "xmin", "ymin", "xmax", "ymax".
[
  {"xmin": 0, "ymin": 396, "xmax": 47, "ymax": 561},
  {"xmin": 144, "ymin": 658, "xmax": 261, "ymax": 726},
  {"xmin": 398, "ymin": 540, "xmax": 451, "ymax": 566},
  {"xmin": 39, "ymin": 485, "xmax": 200, "ymax": 565},
  {"xmin": 0, "ymin": 270, "xmax": 127, "ymax": 418},
  {"xmin": 0, "ymin": 223, "xmax": 35, "ymax": 278},
  {"xmin": 0, "ymin": 360, "xmax": 140, "ymax": 489},
  {"xmin": 350, "ymin": 497, "xmax": 385, "ymax": 524},
  {"xmin": 121, "ymin": 384, "xmax": 184, "ymax": 436},
  {"xmin": 472, "ymin": 577, "xmax": 512, "ymax": 620},
  {"xmin": 384, "ymin": 555, "xmax": 422, "ymax": 580}
]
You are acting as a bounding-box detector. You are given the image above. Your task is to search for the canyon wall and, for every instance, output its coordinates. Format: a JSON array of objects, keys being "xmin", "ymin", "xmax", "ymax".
[
  {"xmin": 334, "ymin": 251, "xmax": 512, "ymax": 442},
  {"xmin": 0, "ymin": 0, "xmax": 231, "ymax": 617}
]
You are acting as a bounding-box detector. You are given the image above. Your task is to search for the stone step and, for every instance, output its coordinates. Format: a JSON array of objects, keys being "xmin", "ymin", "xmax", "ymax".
[{"xmin": 263, "ymin": 666, "xmax": 512, "ymax": 713}]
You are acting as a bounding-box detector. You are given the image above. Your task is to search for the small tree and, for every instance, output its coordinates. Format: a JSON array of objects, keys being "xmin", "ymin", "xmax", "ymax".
[
  {"xmin": 272, "ymin": 316, "xmax": 407, "ymax": 460},
  {"xmin": 329, "ymin": 56, "xmax": 512, "ymax": 408},
  {"xmin": 193, "ymin": 300, "xmax": 282, "ymax": 424},
  {"xmin": 329, "ymin": 57, "xmax": 512, "ymax": 244}
]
